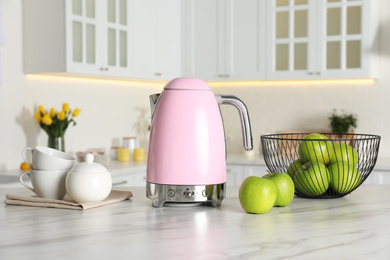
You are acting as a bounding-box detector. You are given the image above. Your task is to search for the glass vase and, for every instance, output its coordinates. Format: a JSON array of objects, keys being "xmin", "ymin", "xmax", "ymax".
[{"xmin": 48, "ymin": 136, "xmax": 65, "ymax": 152}]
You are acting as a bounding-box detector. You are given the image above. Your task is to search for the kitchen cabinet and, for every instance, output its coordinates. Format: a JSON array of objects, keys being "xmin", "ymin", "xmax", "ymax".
[
  {"xmin": 363, "ymin": 170, "xmax": 390, "ymax": 185},
  {"xmin": 112, "ymin": 171, "xmax": 146, "ymax": 187},
  {"xmin": 23, "ymin": 0, "xmax": 131, "ymax": 78},
  {"xmin": 23, "ymin": 0, "xmax": 379, "ymax": 82},
  {"xmin": 183, "ymin": 0, "xmax": 266, "ymax": 81},
  {"xmin": 266, "ymin": 0, "xmax": 379, "ymax": 80},
  {"xmin": 226, "ymin": 165, "xmax": 243, "ymax": 186},
  {"xmin": 226, "ymin": 164, "xmax": 268, "ymax": 186},
  {"xmin": 128, "ymin": 0, "xmax": 182, "ymax": 80}
]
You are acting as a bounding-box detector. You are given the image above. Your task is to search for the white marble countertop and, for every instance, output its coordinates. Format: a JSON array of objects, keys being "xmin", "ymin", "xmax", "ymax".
[{"xmin": 1, "ymin": 185, "xmax": 390, "ymax": 259}]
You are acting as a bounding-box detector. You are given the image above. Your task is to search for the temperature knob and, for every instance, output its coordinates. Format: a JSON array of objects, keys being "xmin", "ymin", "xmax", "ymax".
[{"xmin": 183, "ymin": 189, "xmax": 194, "ymax": 198}]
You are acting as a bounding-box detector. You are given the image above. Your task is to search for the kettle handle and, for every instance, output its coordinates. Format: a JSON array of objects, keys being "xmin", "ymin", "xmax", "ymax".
[{"xmin": 215, "ymin": 95, "xmax": 253, "ymax": 151}]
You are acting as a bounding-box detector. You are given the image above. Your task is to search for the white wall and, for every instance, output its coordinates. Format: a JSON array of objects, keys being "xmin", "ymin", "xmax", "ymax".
[{"xmin": 1, "ymin": 0, "xmax": 389, "ymax": 171}]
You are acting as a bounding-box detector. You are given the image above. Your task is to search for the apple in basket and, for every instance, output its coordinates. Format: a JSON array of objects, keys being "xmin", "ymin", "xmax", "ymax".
[
  {"xmin": 330, "ymin": 143, "xmax": 358, "ymax": 167},
  {"xmin": 298, "ymin": 133, "xmax": 334, "ymax": 165},
  {"xmin": 294, "ymin": 161, "xmax": 330, "ymax": 197},
  {"xmin": 327, "ymin": 162, "xmax": 361, "ymax": 194},
  {"xmin": 287, "ymin": 159, "xmax": 304, "ymax": 180}
]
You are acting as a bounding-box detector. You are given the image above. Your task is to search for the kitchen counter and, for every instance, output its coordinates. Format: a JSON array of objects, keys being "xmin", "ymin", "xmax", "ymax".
[{"xmin": 1, "ymin": 185, "xmax": 390, "ymax": 259}]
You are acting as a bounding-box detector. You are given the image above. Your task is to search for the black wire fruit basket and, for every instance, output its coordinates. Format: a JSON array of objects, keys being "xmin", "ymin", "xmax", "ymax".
[{"xmin": 261, "ymin": 133, "xmax": 381, "ymax": 199}]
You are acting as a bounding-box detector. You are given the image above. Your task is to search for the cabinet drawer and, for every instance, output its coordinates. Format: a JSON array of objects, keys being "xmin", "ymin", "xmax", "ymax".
[{"xmin": 112, "ymin": 172, "xmax": 146, "ymax": 187}]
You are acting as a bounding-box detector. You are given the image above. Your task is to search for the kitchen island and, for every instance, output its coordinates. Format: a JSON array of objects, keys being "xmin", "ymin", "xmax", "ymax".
[{"xmin": 1, "ymin": 185, "xmax": 390, "ymax": 259}]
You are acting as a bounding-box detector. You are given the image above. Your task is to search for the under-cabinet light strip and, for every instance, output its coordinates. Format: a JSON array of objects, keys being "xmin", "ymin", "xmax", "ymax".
[{"xmin": 26, "ymin": 74, "xmax": 376, "ymax": 86}]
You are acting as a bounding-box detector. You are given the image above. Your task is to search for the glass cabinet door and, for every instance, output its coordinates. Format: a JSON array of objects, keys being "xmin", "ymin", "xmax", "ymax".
[
  {"xmin": 66, "ymin": 0, "xmax": 101, "ymax": 74},
  {"xmin": 267, "ymin": 0, "xmax": 316, "ymax": 79},
  {"xmin": 267, "ymin": 0, "xmax": 367, "ymax": 80},
  {"xmin": 102, "ymin": 0, "xmax": 130, "ymax": 75},
  {"xmin": 66, "ymin": 0, "xmax": 130, "ymax": 76},
  {"xmin": 319, "ymin": 0, "xmax": 365, "ymax": 78}
]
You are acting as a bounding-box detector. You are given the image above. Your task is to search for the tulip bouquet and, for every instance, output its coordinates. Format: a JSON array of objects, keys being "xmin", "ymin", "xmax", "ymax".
[{"xmin": 34, "ymin": 103, "xmax": 81, "ymax": 151}]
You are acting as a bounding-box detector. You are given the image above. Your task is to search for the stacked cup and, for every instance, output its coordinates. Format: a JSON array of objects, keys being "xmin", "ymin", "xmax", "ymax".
[{"xmin": 20, "ymin": 146, "xmax": 75, "ymax": 200}]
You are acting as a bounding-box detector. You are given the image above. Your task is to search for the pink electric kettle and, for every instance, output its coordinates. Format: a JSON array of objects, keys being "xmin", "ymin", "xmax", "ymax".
[{"xmin": 146, "ymin": 77, "xmax": 253, "ymax": 207}]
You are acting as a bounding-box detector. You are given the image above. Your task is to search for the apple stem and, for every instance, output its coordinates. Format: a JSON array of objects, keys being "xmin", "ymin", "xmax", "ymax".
[{"xmin": 266, "ymin": 170, "xmax": 273, "ymax": 176}]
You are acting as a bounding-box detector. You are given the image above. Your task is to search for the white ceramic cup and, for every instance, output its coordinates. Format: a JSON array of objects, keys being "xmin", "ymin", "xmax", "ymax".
[
  {"xmin": 19, "ymin": 169, "xmax": 69, "ymax": 200},
  {"xmin": 22, "ymin": 146, "xmax": 75, "ymax": 171}
]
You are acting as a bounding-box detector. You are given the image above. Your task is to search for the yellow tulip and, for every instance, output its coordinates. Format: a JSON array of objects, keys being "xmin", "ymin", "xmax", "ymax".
[
  {"xmin": 58, "ymin": 111, "xmax": 66, "ymax": 121},
  {"xmin": 49, "ymin": 108, "xmax": 56, "ymax": 118},
  {"xmin": 34, "ymin": 112, "xmax": 42, "ymax": 123},
  {"xmin": 63, "ymin": 103, "xmax": 70, "ymax": 114},
  {"xmin": 41, "ymin": 114, "xmax": 53, "ymax": 126},
  {"xmin": 72, "ymin": 108, "xmax": 81, "ymax": 117},
  {"xmin": 38, "ymin": 105, "xmax": 46, "ymax": 115}
]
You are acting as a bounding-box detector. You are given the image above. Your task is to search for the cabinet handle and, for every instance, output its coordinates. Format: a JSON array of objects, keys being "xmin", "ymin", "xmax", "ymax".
[
  {"xmin": 306, "ymin": 72, "xmax": 321, "ymax": 76},
  {"xmin": 155, "ymin": 73, "xmax": 162, "ymax": 76},
  {"xmin": 224, "ymin": 74, "xmax": 229, "ymax": 78},
  {"xmin": 112, "ymin": 180, "xmax": 128, "ymax": 186},
  {"xmin": 100, "ymin": 67, "xmax": 109, "ymax": 71}
]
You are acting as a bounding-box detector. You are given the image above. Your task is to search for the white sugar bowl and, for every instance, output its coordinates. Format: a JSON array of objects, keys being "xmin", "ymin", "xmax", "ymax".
[{"xmin": 66, "ymin": 153, "xmax": 112, "ymax": 204}]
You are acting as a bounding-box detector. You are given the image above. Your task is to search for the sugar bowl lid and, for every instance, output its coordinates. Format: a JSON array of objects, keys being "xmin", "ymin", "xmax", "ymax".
[{"xmin": 71, "ymin": 153, "xmax": 108, "ymax": 173}]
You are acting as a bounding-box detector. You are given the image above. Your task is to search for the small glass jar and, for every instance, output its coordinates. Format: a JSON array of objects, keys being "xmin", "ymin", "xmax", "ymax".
[
  {"xmin": 122, "ymin": 137, "xmax": 136, "ymax": 160},
  {"xmin": 109, "ymin": 146, "xmax": 120, "ymax": 160}
]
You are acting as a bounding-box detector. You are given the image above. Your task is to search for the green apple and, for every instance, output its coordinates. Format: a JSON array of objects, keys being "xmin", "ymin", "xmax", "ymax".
[
  {"xmin": 239, "ymin": 176, "xmax": 277, "ymax": 214},
  {"xmin": 327, "ymin": 162, "xmax": 361, "ymax": 194},
  {"xmin": 298, "ymin": 133, "xmax": 334, "ymax": 165},
  {"xmin": 294, "ymin": 161, "xmax": 330, "ymax": 197},
  {"xmin": 330, "ymin": 143, "xmax": 358, "ymax": 167},
  {"xmin": 262, "ymin": 172, "xmax": 295, "ymax": 207},
  {"xmin": 287, "ymin": 159, "xmax": 304, "ymax": 180}
]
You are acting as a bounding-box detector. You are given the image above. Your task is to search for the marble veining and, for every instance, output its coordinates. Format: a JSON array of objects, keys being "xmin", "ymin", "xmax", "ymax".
[{"xmin": 1, "ymin": 185, "xmax": 390, "ymax": 259}]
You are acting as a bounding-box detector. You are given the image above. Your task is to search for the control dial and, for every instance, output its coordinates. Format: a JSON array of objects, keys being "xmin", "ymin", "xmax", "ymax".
[{"xmin": 183, "ymin": 189, "xmax": 194, "ymax": 198}]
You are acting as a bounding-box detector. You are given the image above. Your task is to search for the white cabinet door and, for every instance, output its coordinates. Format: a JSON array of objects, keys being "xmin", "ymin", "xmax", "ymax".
[
  {"xmin": 184, "ymin": 0, "xmax": 264, "ymax": 81},
  {"xmin": 226, "ymin": 165, "xmax": 244, "ymax": 186},
  {"xmin": 266, "ymin": 0, "xmax": 376, "ymax": 80},
  {"xmin": 244, "ymin": 165, "xmax": 269, "ymax": 178},
  {"xmin": 133, "ymin": 171, "xmax": 147, "ymax": 187},
  {"xmin": 183, "ymin": 0, "xmax": 220, "ymax": 80},
  {"xmin": 224, "ymin": 0, "xmax": 265, "ymax": 80},
  {"xmin": 112, "ymin": 171, "xmax": 146, "ymax": 187},
  {"xmin": 153, "ymin": 0, "xmax": 182, "ymax": 80},
  {"xmin": 66, "ymin": 0, "xmax": 132, "ymax": 77},
  {"xmin": 65, "ymin": 0, "xmax": 102, "ymax": 75},
  {"xmin": 226, "ymin": 164, "xmax": 269, "ymax": 186},
  {"xmin": 128, "ymin": 0, "xmax": 182, "ymax": 80},
  {"xmin": 365, "ymin": 171, "xmax": 390, "ymax": 185},
  {"xmin": 99, "ymin": 0, "xmax": 132, "ymax": 77},
  {"xmin": 24, "ymin": 0, "xmax": 132, "ymax": 78},
  {"xmin": 266, "ymin": 0, "xmax": 316, "ymax": 80}
]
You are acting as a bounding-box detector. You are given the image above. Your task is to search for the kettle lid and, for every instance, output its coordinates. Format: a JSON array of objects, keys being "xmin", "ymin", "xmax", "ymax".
[{"xmin": 164, "ymin": 77, "xmax": 211, "ymax": 91}]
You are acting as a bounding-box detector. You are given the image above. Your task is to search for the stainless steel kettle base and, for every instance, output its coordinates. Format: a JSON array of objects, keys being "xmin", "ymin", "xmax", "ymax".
[{"xmin": 146, "ymin": 182, "xmax": 226, "ymax": 208}]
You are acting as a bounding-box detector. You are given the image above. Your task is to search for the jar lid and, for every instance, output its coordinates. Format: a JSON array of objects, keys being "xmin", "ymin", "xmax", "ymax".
[{"xmin": 70, "ymin": 153, "xmax": 108, "ymax": 173}]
